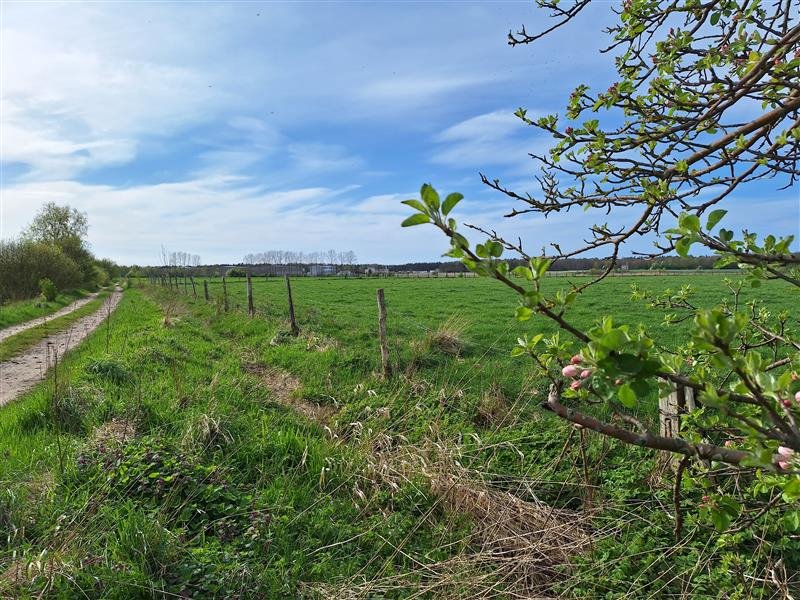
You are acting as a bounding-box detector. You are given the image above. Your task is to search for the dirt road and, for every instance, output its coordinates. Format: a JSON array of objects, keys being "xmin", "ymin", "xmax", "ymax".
[
  {"xmin": 0, "ymin": 292, "xmax": 101, "ymax": 343},
  {"xmin": 0, "ymin": 289, "xmax": 124, "ymax": 406}
]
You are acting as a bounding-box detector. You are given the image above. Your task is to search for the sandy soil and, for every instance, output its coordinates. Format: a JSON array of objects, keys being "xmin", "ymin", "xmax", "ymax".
[
  {"xmin": 0, "ymin": 292, "xmax": 101, "ymax": 343},
  {"xmin": 0, "ymin": 289, "xmax": 123, "ymax": 406}
]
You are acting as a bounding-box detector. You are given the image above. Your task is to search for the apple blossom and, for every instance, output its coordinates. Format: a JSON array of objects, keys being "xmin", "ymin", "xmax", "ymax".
[
  {"xmin": 580, "ymin": 369, "xmax": 592, "ymax": 379},
  {"xmin": 570, "ymin": 380, "xmax": 583, "ymax": 391},
  {"xmin": 562, "ymin": 365, "xmax": 581, "ymax": 378},
  {"xmin": 570, "ymin": 355, "xmax": 582, "ymax": 365}
]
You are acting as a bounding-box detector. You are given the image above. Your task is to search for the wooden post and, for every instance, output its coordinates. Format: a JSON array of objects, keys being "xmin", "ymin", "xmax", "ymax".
[
  {"xmin": 190, "ymin": 276, "xmax": 197, "ymax": 299},
  {"xmin": 203, "ymin": 280, "xmax": 210, "ymax": 302},
  {"xmin": 247, "ymin": 273, "xmax": 255, "ymax": 317},
  {"xmin": 183, "ymin": 275, "xmax": 188, "ymax": 294},
  {"xmin": 659, "ymin": 384, "xmax": 695, "ymax": 438},
  {"xmin": 222, "ymin": 277, "xmax": 229, "ymax": 312},
  {"xmin": 285, "ymin": 275, "xmax": 299, "ymax": 336},
  {"xmin": 376, "ymin": 288, "xmax": 391, "ymax": 379}
]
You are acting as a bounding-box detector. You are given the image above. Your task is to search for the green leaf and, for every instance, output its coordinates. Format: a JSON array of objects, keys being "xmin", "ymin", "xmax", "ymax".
[
  {"xmin": 618, "ymin": 384, "xmax": 637, "ymax": 408},
  {"xmin": 675, "ymin": 237, "xmax": 692, "ymax": 257},
  {"xmin": 401, "ymin": 214, "xmax": 430, "ymax": 227},
  {"xmin": 401, "ymin": 199, "xmax": 428, "ymax": 213},
  {"xmin": 710, "ymin": 12, "xmax": 720, "ymax": 25},
  {"xmin": 710, "ymin": 507, "xmax": 731, "ymax": 532},
  {"xmin": 706, "ymin": 209, "xmax": 727, "ymax": 230},
  {"xmin": 678, "ymin": 213, "xmax": 701, "ymax": 232},
  {"xmin": 442, "ymin": 193, "xmax": 464, "ymax": 216},
  {"xmin": 515, "ymin": 306, "xmax": 534, "ymax": 321},
  {"xmin": 421, "ymin": 184, "xmax": 440, "ymax": 211}
]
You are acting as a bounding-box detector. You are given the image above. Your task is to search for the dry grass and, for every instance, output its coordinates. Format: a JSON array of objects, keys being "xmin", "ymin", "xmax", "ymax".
[
  {"xmin": 342, "ymin": 433, "xmax": 594, "ymax": 599},
  {"xmin": 90, "ymin": 418, "xmax": 136, "ymax": 448},
  {"xmin": 181, "ymin": 408, "xmax": 234, "ymax": 453},
  {"xmin": 414, "ymin": 314, "xmax": 469, "ymax": 358},
  {"xmin": 475, "ymin": 383, "xmax": 510, "ymax": 427},
  {"xmin": 243, "ymin": 362, "xmax": 337, "ymax": 424}
]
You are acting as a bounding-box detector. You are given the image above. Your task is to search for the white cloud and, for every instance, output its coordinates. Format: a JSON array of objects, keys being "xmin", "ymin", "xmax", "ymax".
[
  {"xmin": 430, "ymin": 109, "xmax": 551, "ymax": 171},
  {"xmin": 0, "ymin": 177, "xmax": 440, "ymax": 264}
]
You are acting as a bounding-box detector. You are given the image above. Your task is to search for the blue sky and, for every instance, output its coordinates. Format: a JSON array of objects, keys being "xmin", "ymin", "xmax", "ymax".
[{"xmin": 1, "ymin": 1, "xmax": 797, "ymax": 265}]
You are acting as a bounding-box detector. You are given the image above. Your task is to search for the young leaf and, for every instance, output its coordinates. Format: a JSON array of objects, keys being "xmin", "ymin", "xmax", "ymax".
[
  {"xmin": 706, "ymin": 209, "xmax": 727, "ymax": 230},
  {"xmin": 618, "ymin": 383, "xmax": 637, "ymax": 408},
  {"xmin": 442, "ymin": 193, "xmax": 464, "ymax": 216},
  {"xmin": 421, "ymin": 184, "xmax": 440, "ymax": 211},
  {"xmin": 402, "ymin": 199, "xmax": 428, "ymax": 214},
  {"xmin": 401, "ymin": 214, "xmax": 430, "ymax": 227}
]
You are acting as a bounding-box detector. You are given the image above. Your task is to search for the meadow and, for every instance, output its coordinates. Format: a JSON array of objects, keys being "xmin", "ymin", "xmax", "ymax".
[{"xmin": 0, "ymin": 273, "xmax": 796, "ymax": 598}]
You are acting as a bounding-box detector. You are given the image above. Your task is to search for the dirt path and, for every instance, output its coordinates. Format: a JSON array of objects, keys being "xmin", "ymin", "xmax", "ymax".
[
  {"xmin": 0, "ymin": 292, "xmax": 101, "ymax": 343},
  {"xmin": 0, "ymin": 289, "xmax": 124, "ymax": 406}
]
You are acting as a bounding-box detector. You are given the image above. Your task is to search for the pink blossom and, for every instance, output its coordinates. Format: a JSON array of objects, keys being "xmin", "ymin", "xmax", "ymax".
[
  {"xmin": 777, "ymin": 446, "xmax": 795, "ymax": 458},
  {"xmin": 614, "ymin": 378, "xmax": 623, "ymax": 386},
  {"xmin": 795, "ymin": 390, "xmax": 800, "ymax": 403},
  {"xmin": 570, "ymin": 380, "xmax": 583, "ymax": 391},
  {"xmin": 562, "ymin": 365, "xmax": 581, "ymax": 378},
  {"xmin": 783, "ymin": 399, "xmax": 793, "ymax": 408},
  {"xmin": 724, "ymin": 440, "xmax": 733, "ymax": 448},
  {"xmin": 570, "ymin": 355, "xmax": 582, "ymax": 365},
  {"xmin": 580, "ymin": 369, "xmax": 592, "ymax": 379},
  {"xmin": 778, "ymin": 460, "xmax": 790, "ymax": 471}
]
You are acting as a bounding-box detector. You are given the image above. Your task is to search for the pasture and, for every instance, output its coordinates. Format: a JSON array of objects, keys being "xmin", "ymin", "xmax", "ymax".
[{"xmin": 0, "ymin": 273, "xmax": 796, "ymax": 598}]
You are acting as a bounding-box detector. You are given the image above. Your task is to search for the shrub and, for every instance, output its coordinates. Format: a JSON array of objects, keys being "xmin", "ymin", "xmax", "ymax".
[
  {"xmin": 38, "ymin": 278, "xmax": 57, "ymax": 302},
  {"xmin": 0, "ymin": 240, "xmax": 81, "ymax": 301},
  {"xmin": 225, "ymin": 267, "xmax": 248, "ymax": 278}
]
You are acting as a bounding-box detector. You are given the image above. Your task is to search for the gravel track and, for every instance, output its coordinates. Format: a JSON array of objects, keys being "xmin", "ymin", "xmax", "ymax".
[
  {"xmin": 0, "ymin": 292, "xmax": 101, "ymax": 343},
  {"xmin": 0, "ymin": 289, "xmax": 123, "ymax": 406}
]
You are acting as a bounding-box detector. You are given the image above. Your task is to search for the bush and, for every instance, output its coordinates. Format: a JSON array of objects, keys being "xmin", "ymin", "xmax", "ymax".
[
  {"xmin": 0, "ymin": 240, "xmax": 82, "ymax": 301},
  {"xmin": 225, "ymin": 267, "xmax": 248, "ymax": 278},
  {"xmin": 38, "ymin": 278, "xmax": 57, "ymax": 302}
]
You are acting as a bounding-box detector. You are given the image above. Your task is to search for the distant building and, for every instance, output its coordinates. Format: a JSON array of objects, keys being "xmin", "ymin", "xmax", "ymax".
[
  {"xmin": 309, "ymin": 264, "xmax": 337, "ymax": 276},
  {"xmin": 364, "ymin": 265, "xmax": 389, "ymax": 276}
]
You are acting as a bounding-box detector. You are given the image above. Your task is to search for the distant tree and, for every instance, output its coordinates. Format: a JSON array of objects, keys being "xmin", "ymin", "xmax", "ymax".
[{"xmin": 403, "ymin": 0, "xmax": 800, "ymax": 503}]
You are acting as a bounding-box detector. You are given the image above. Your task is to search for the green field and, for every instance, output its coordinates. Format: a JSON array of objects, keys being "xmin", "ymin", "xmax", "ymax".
[{"xmin": 0, "ymin": 274, "xmax": 796, "ymax": 598}]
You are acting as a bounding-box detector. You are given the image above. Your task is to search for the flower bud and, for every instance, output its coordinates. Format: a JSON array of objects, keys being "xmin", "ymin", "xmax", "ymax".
[
  {"xmin": 580, "ymin": 369, "xmax": 592, "ymax": 379},
  {"xmin": 570, "ymin": 380, "xmax": 583, "ymax": 391},
  {"xmin": 562, "ymin": 365, "xmax": 581, "ymax": 378},
  {"xmin": 778, "ymin": 446, "xmax": 795, "ymax": 458},
  {"xmin": 570, "ymin": 354, "xmax": 582, "ymax": 365}
]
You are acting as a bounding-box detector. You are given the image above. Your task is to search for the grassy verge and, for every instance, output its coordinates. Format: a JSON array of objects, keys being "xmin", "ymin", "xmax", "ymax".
[
  {"xmin": 0, "ymin": 291, "xmax": 110, "ymax": 361},
  {"xmin": 0, "ymin": 289, "xmax": 93, "ymax": 329}
]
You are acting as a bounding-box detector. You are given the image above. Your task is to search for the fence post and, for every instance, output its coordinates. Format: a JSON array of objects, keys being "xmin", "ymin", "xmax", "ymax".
[
  {"xmin": 203, "ymin": 280, "xmax": 210, "ymax": 302},
  {"xmin": 247, "ymin": 273, "xmax": 255, "ymax": 317},
  {"xmin": 183, "ymin": 275, "xmax": 188, "ymax": 294},
  {"xmin": 285, "ymin": 275, "xmax": 299, "ymax": 336},
  {"xmin": 222, "ymin": 277, "xmax": 229, "ymax": 312},
  {"xmin": 190, "ymin": 276, "xmax": 197, "ymax": 299},
  {"xmin": 659, "ymin": 383, "xmax": 695, "ymax": 439},
  {"xmin": 376, "ymin": 288, "xmax": 391, "ymax": 379}
]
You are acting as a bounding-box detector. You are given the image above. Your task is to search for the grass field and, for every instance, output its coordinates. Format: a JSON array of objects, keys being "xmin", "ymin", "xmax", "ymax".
[
  {"xmin": 0, "ymin": 273, "xmax": 796, "ymax": 598},
  {"xmin": 0, "ymin": 289, "xmax": 91, "ymax": 330}
]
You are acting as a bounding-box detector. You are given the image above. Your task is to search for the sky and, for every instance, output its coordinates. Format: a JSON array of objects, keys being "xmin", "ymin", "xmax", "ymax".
[{"xmin": 1, "ymin": 1, "xmax": 798, "ymax": 266}]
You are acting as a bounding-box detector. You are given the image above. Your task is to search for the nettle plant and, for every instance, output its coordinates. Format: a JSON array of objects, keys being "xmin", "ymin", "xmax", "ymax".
[{"xmin": 403, "ymin": 0, "xmax": 800, "ymax": 509}]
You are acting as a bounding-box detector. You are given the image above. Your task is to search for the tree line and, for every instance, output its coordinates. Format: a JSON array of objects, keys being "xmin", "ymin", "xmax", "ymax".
[
  {"xmin": 0, "ymin": 203, "xmax": 122, "ymax": 302},
  {"xmin": 242, "ymin": 249, "xmax": 357, "ymax": 266}
]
